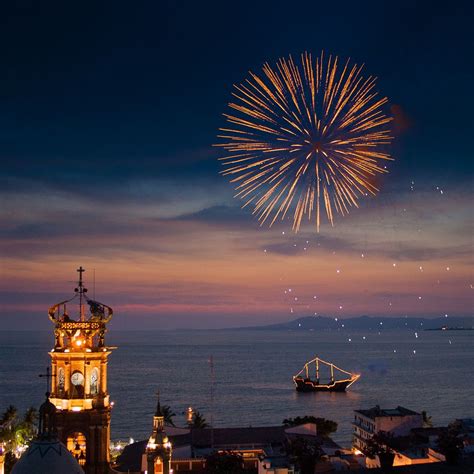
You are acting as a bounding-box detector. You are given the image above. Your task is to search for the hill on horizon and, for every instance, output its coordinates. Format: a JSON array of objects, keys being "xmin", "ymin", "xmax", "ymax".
[{"xmin": 233, "ymin": 315, "xmax": 473, "ymax": 331}]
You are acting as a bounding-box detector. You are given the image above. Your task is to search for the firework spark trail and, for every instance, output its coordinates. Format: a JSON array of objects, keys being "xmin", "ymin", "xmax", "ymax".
[{"xmin": 215, "ymin": 52, "xmax": 393, "ymax": 232}]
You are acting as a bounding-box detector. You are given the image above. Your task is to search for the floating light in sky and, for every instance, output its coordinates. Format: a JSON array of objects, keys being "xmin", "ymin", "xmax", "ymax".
[{"xmin": 216, "ymin": 51, "xmax": 393, "ymax": 232}]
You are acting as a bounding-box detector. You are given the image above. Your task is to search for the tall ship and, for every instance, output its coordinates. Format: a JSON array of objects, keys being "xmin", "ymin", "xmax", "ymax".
[{"xmin": 293, "ymin": 357, "xmax": 360, "ymax": 392}]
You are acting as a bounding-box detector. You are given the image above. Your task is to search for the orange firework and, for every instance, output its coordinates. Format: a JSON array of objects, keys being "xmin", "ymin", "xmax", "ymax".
[{"xmin": 215, "ymin": 52, "xmax": 393, "ymax": 232}]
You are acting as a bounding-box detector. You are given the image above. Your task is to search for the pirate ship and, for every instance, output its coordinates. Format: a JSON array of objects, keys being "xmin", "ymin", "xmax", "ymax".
[{"xmin": 293, "ymin": 357, "xmax": 360, "ymax": 392}]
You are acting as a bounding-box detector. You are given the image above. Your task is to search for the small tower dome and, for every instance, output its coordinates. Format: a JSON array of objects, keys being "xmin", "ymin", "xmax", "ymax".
[
  {"xmin": 11, "ymin": 439, "xmax": 85, "ymax": 474},
  {"xmin": 12, "ymin": 393, "xmax": 84, "ymax": 474}
]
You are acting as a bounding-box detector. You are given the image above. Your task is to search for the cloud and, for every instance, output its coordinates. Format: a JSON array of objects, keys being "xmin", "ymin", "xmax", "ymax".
[{"xmin": 172, "ymin": 205, "xmax": 253, "ymax": 225}]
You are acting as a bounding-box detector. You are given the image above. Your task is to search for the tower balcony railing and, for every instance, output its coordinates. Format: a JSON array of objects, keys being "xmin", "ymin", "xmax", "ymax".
[{"xmin": 50, "ymin": 394, "xmax": 110, "ymax": 411}]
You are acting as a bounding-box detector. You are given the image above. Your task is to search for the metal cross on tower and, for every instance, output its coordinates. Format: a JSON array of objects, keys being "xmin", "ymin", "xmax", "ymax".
[
  {"xmin": 75, "ymin": 266, "xmax": 87, "ymax": 321},
  {"xmin": 77, "ymin": 266, "xmax": 85, "ymax": 287},
  {"xmin": 38, "ymin": 367, "xmax": 56, "ymax": 393}
]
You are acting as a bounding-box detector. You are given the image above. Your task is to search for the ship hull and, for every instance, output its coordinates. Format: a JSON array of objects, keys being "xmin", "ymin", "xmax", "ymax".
[{"xmin": 293, "ymin": 376, "xmax": 352, "ymax": 392}]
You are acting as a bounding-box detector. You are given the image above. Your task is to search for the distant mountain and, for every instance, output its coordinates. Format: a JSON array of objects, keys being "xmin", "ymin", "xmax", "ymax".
[{"xmin": 234, "ymin": 315, "xmax": 473, "ymax": 331}]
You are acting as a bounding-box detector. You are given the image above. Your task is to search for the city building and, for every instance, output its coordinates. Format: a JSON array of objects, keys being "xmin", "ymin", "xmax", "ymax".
[
  {"xmin": 352, "ymin": 405, "xmax": 423, "ymax": 454},
  {"xmin": 352, "ymin": 405, "xmax": 423, "ymax": 468}
]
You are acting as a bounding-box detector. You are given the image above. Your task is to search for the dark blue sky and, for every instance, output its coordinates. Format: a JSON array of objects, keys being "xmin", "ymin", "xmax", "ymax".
[
  {"xmin": 1, "ymin": 1, "xmax": 473, "ymax": 187},
  {"xmin": 1, "ymin": 1, "xmax": 473, "ymax": 329}
]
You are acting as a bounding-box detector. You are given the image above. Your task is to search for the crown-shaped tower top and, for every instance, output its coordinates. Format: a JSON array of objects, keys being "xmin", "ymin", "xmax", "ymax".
[{"xmin": 48, "ymin": 267, "xmax": 113, "ymax": 351}]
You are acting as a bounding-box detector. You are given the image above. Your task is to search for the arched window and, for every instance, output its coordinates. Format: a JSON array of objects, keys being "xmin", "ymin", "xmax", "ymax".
[
  {"xmin": 67, "ymin": 432, "xmax": 87, "ymax": 466},
  {"xmin": 58, "ymin": 368, "xmax": 65, "ymax": 392},
  {"xmin": 90, "ymin": 368, "xmax": 99, "ymax": 395}
]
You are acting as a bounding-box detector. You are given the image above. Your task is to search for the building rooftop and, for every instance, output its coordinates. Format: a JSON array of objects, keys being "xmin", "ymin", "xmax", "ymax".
[
  {"xmin": 191, "ymin": 426, "xmax": 287, "ymax": 447},
  {"xmin": 115, "ymin": 424, "xmax": 333, "ymax": 472},
  {"xmin": 355, "ymin": 406, "xmax": 420, "ymax": 420}
]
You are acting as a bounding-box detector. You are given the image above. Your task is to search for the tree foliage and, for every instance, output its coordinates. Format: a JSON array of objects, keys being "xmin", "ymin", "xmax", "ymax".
[
  {"xmin": 0, "ymin": 405, "xmax": 38, "ymax": 474},
  {"xmin": 191, "ymin": 410, "xmax": 209, "ymax": 428},
  {"xmin": 436, "ymin": 423, "xmax": 463, "ymax": 465},
  {"xmin": 160, "ymin": 405, "xmax": 176, "ymax": 427},
  {"xmin": 421, "ymin": 410, "xmax": 433, "ymax": 428},
  {"xmin": 285, "ymin": 437, "xmax": 322, "ymax": 474},
  {"xmin": 364, "ymin": 431, "xmax": 395, "ymax": 458}
]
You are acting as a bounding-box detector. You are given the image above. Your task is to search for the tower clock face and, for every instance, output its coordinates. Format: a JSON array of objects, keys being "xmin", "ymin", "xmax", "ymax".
[{"xmin": 71, "ymin": 371, "xmax": 84, "ymax": 386}]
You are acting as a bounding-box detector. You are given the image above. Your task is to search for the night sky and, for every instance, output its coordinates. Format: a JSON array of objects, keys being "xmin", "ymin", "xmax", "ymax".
[{"xmin": 1, "ymin": 1, "xmax": 473, "ymax": 329}]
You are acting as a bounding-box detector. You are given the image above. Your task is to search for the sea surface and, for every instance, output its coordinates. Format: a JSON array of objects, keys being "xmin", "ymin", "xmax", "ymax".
[{"xmin": 0, "ymin": 329, "xmax": 473, "ymax": 447}]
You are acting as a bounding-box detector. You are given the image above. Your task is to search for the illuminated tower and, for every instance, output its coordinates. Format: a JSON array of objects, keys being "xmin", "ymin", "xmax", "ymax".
[
  {"xmin": 47, "ymin": 267, "xmax": 115, "ymax": 474},
  {"xmin": 146, "ymin": 393, "xmax": 172, "ymax": 474}
]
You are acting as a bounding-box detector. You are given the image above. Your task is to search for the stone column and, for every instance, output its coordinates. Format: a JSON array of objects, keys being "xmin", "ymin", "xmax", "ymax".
[
  {"xmin": 51, "ymin": 360, "xmax": 57, "ymax": 395},
  {"xmin": 65, "ymin": 360, "xmax": 71, "ymax": 396},
  {"xmin": 84, "ymin": 361, "xmax": 90, "ymax": 396},
  {"xmin": 100, "ymin": 360, "xmax": 107, "ymax": 395}
]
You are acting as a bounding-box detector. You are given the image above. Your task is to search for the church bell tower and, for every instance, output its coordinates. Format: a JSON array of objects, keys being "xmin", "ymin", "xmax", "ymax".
[
  {"xmin": 146, "ymin": 393, "xmax": 172, "ymax": 474},
  {"xmin": 47, "ymin": 267, "xmax": 115, "ymax": 474}
]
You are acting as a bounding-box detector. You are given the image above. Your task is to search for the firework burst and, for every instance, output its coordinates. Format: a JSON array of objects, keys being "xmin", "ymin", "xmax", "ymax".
[{"xmin": 215, "ymin": 52, "xmax": 393, "ymax": 232}]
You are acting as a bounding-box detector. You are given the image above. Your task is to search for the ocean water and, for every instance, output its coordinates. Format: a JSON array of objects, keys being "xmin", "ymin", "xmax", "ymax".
[{"xmin": 0, "ymin": 329, "xmax": 473, "ymax": 447}]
